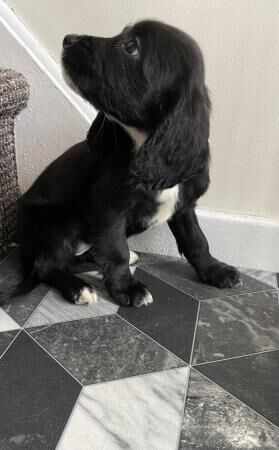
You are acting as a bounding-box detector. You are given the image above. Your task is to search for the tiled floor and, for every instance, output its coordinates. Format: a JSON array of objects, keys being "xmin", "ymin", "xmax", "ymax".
[{"xmin": 0, "ymin": 248, "xmax": 279, "ymax": 449}]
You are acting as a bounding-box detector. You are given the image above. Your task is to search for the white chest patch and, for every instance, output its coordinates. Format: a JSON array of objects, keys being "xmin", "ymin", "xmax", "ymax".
[
  {"xmin": 149, "ymin": 185, "xmax": 179, "ymax": 228},
  {"xmin": 106, "ymin": 114, "xmax": 148, "ymax": 151}
]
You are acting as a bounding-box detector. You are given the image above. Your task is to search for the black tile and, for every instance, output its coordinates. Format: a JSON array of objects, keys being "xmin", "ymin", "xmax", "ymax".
[
  {"xmin": 0, "ymin": 331, "xmax": 80, "ymax": 449},
  {"xmin": 138, "ymin": 251, "xmax": 182, "ymax": 267},
  {"xmin": 28, "ymin": 315, "xmax": 184, "ymax": 385},
  {"xmin": 197, "ymin": 350, "xmax": 279, "ymax": 427},
  {"xmin": 0, "ymin": 330, "xmax": 18, "ymax": 358},
  {"xmin": 0, "ymin": 249, "xmax": 49, "ymax": 325},
  {"xmin": 179, "ymin": 369, "xmax": 279, "ymax": 449},
  {"xmin": 193, "ymin": 290, "xmax": 279, "ymax": 364},
  {"xmin": 142, "ymin": 260, "xmax": 272, "ymax": 300},
  {"xmin": 118, "ymin": 268, "xmax": 199, "ymax": 362}
]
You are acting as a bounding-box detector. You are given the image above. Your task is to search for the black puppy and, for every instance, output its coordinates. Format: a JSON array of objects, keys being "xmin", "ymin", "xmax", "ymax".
[{"xmin": 17, "ymin": 20, "xmax": 240, "ymax": 307}]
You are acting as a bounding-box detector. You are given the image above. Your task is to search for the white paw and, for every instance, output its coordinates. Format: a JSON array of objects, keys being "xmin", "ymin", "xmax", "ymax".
[
  {"xmin": 75, "ymin": 287, "xmax": 97, "ymax": 305},
  {"xmin": 129, "ymin": 251, "xmax": 139, "ymax": 265},
  {"xmin": 142, "ymin": 291, "xmax": 153, "ymax": 306}
]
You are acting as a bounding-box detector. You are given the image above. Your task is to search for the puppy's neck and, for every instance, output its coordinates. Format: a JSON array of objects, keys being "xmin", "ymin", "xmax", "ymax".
[{"xmin": 106, "ymin": 114, "xmax": 148, "ymax": 152}]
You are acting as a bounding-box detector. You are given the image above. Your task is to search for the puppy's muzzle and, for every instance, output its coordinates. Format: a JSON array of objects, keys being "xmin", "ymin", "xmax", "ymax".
[{"xmin": 63, "ymin": 34, "xmax": 80, "ymax": 48}]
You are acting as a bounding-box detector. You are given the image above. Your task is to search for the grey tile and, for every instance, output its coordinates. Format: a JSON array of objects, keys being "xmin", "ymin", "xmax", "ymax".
[
  {"xmin": 0, "ymin": 331, "xmax": 81, "ymax": 449},
  {"xmin": 58, "ymin": 367, "xmax": 189, "ymax": 450},
  {"xmin": 142, "ymin": 260, "xmax": 273, "ymax": 300},
  {"xmin": 26, "ymin": 272, "xmax": 118, "ymax": 328},
  {"xmin": 28, "ymin": 315, "xmax": 185, "ymax": 385},
  {"xmin": 197, "ymin": 350, "xmax": 279, "ymax": 427},
  {"xmin": 119, "ymin": 268, "xmax": 199, "ymax": 362},
  {"xmin": 179, "ymin": 369, "xmax": 279, "ymax": 449},
  {"xmin": 0, "ymin": 330, "xmax": 18, "ymax": 358},
  {"xmin": 240, "ymin": 267, "xmax": 277, "ymax": 288},
  {"xmin": 193, "ymin": 290, "xmax": 279, "ymax": 364},
  {"xmin": 0, "ymin": 249, "xmax": 49, "ymax": 326}
]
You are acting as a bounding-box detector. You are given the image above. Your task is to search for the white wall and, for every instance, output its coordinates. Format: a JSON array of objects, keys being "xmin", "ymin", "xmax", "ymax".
[
  {"xmin": 0, "ymin": 1, "xmax": 94, "ymax": 193},
  {"xmin": 5, "ymin": 0, "xmax": 279, "ymax": 220}
]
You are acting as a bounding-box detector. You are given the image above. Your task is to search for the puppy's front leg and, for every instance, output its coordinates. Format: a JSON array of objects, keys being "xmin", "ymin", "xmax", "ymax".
[
  {"xmin": 94, "ymin": 221, "xmax": 153, "ymax": 307},
  {"xmin": 168, "ymin": 207, "xmax": 240, "ymax": 288}
]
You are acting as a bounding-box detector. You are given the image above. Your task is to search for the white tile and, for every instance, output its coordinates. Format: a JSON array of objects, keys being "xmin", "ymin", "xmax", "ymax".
[
  {"xmin": 26, "ymin": 271, "xmax": 118, "ymax": 328},
  {"xmin": 58, "ymin": 367, "xmax": 189, "ymax": 450},
  {"xmin": 0, "ymin": 308, "xmax": 20, "ymax": 332}
]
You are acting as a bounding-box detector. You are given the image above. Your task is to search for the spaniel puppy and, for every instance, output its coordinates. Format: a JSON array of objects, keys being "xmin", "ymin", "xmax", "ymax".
[{"xmin": 16, "ymin": 20, "xmax": 240, "ymax": 307}]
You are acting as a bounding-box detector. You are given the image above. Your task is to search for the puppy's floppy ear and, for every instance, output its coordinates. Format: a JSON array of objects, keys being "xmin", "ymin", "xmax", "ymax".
[{"xmin": 129, "ymin": 85, "xmax": 211, "ymax": 190}]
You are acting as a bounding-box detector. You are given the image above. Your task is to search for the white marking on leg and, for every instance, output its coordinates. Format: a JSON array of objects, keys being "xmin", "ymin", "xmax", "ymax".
[
  {"xmin": 129, "ymin": 251, "xmax": 139, "ymax": 265},
  {"xmin": 75, "ymin": 287, "xmax": 97, "ymax": 305}
]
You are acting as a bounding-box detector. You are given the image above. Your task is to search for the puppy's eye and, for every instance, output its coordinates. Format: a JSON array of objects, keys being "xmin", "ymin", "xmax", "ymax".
[{"xmin": 124, "ymin": 39, "xmax": 139, "ymax": 56}]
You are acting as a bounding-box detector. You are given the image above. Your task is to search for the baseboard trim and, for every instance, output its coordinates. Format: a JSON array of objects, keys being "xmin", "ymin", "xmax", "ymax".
[
  {"xmin": 129, "ymin": 209, "xmax": 279, "ymax": 273},
  {"xmin": 1, "ymin": 0, "xmax": 95, "ymax": 124}
]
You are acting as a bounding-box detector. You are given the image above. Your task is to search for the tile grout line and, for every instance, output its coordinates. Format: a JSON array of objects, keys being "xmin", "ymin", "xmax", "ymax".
[
  {"xmin": 24, "ymin": 329, "xmax": 83, "ymax": 387},
  {"xmin": 77, "ymin": 365, "xmax": 189, "ymax": 389},
  {"xmin": 0, "ymin": 247, "xmax": 17, "ymax": 266},
  {"xmin": 139, "ymin": 266, "xmax": 276, "ymax": 303},
  {"xmin": 192, "ymin": 366, "xmax": 279, "ymax": 432},
  {"xmin": 116, "ymin": 313, "xmax": 188, "ymax": 366},
  {"xmin": 193, "ymin": 347, "xmax": 279, "ymax": 367},
  {"xmin": 200, "ymin": 288, "xmax": 277, "ymax": 303},
  {"xmin": 25, "ymin": 308, "xmax": 118, "ymax": 330},
  {"xmin": 0, "ymin": 328, "xmax": 22, "ymax": 361},
  {"xmin": 22, "ymin": 287, "xmax": 52, "ymax": 329},
  {"xmin": 55, "ymin": 386, "xmax": 84, "ymax": 449},
  {"xmin": 139, "ymin": 266, "xmax": 199, "ymax": 302},
  {"xmin": 175, "ymin": 365, "xmax": 191, "ymax": 450},
  {"xmin": 189, "ymin": 300, "xmax": 201, "ymax": 366},
  {"xmin": 28, "ymin": 312, "xmax": 119, "ymax": 333}
]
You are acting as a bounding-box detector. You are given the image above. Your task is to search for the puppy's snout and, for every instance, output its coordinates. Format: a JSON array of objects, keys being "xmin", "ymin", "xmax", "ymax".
[{"xmin": 63, "ymin": 34, "xmax": 80, "ymax": 48}]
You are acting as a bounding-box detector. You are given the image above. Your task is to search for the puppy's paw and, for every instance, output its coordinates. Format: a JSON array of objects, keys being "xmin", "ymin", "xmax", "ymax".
[
  {"xmin": 75, "ymin": 286, "xmax": 97, "ymax": 305},
  {"xmin": 112, "ymin": 281, "xmax": 153, "ymax": 308},
  {"xmin": 199, "ymin": 262, "xmax": 240, "ymax": 289}
]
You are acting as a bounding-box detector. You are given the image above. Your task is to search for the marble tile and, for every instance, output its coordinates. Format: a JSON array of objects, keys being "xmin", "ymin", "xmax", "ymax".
[
  {"xmin": 118, "ymin": 268, "xmax": 199, "ymax": 362},
  {"xmin": 0, "ymin": 249, "xmax": 50, "ymax": 325},
  {"xmin": 0, "ymin": 331, "xmax": 81, "ymax": 449},
  {"xmin": 197, "ymin": 350, "xmax": 279, "ymax": 427},
  {"xmin": 0, "ymin": 330, "xmax": 18, "ymax": 358},
  {"xmin": 26, "ymin": 273, "xmax": 118, "ymax": 328},
  {"xmin": 28, "ymin": 315, "xmax": 185, "ymax": 385},
  {"xmin": 58, "ymin": 367, "xmax": 189, "ymax": 450},
  {"xmin": 0, "ymin": 246, "xmax": 15, "ymax": 264},
  {"xmin": 137, "ymin": 251, "xmax": 183, "ymax": 267},
  {"xmin": 240, "ymin": 267, "xmax": 277, "ymax": 288},
  {"xmin": 0, "ymin": 307, "xmax": 20, "ymax": 332},
  {"xmin": 141, "ymin": 260, "xmax": 273, "ymax": 300},
  {"xmin": 179, "ymin": 369, "xmax": 279, "ymax": 449},
  {"xmin": 193, "ymin": 290, "xmax": 279, "ymax": 364}
]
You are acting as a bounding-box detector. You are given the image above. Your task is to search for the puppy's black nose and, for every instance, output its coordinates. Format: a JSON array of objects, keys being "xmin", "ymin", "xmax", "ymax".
[{"xmin": 63, "ymin": 34, "xmax": 79, "ymax": 48}]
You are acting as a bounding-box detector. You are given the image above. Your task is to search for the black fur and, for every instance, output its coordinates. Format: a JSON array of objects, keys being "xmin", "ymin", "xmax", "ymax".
[{"xmin": 16, "ymin": 20, "xmax": 239, "ymax": 307}]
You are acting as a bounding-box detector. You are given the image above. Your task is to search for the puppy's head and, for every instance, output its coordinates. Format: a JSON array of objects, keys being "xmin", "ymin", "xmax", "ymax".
[{"xmin": 62, "ymin": 20, "xmax": 210, "ymax": 189}]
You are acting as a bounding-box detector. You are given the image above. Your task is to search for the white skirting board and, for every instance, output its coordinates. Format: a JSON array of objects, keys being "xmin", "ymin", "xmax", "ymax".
[
  {"xmin": 1, "ymin": 1, "xmax": 278, "ymax": 272},
  {"xmin": 129, "ymin": 210, "xmax": 279, "ymax": 273}
]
